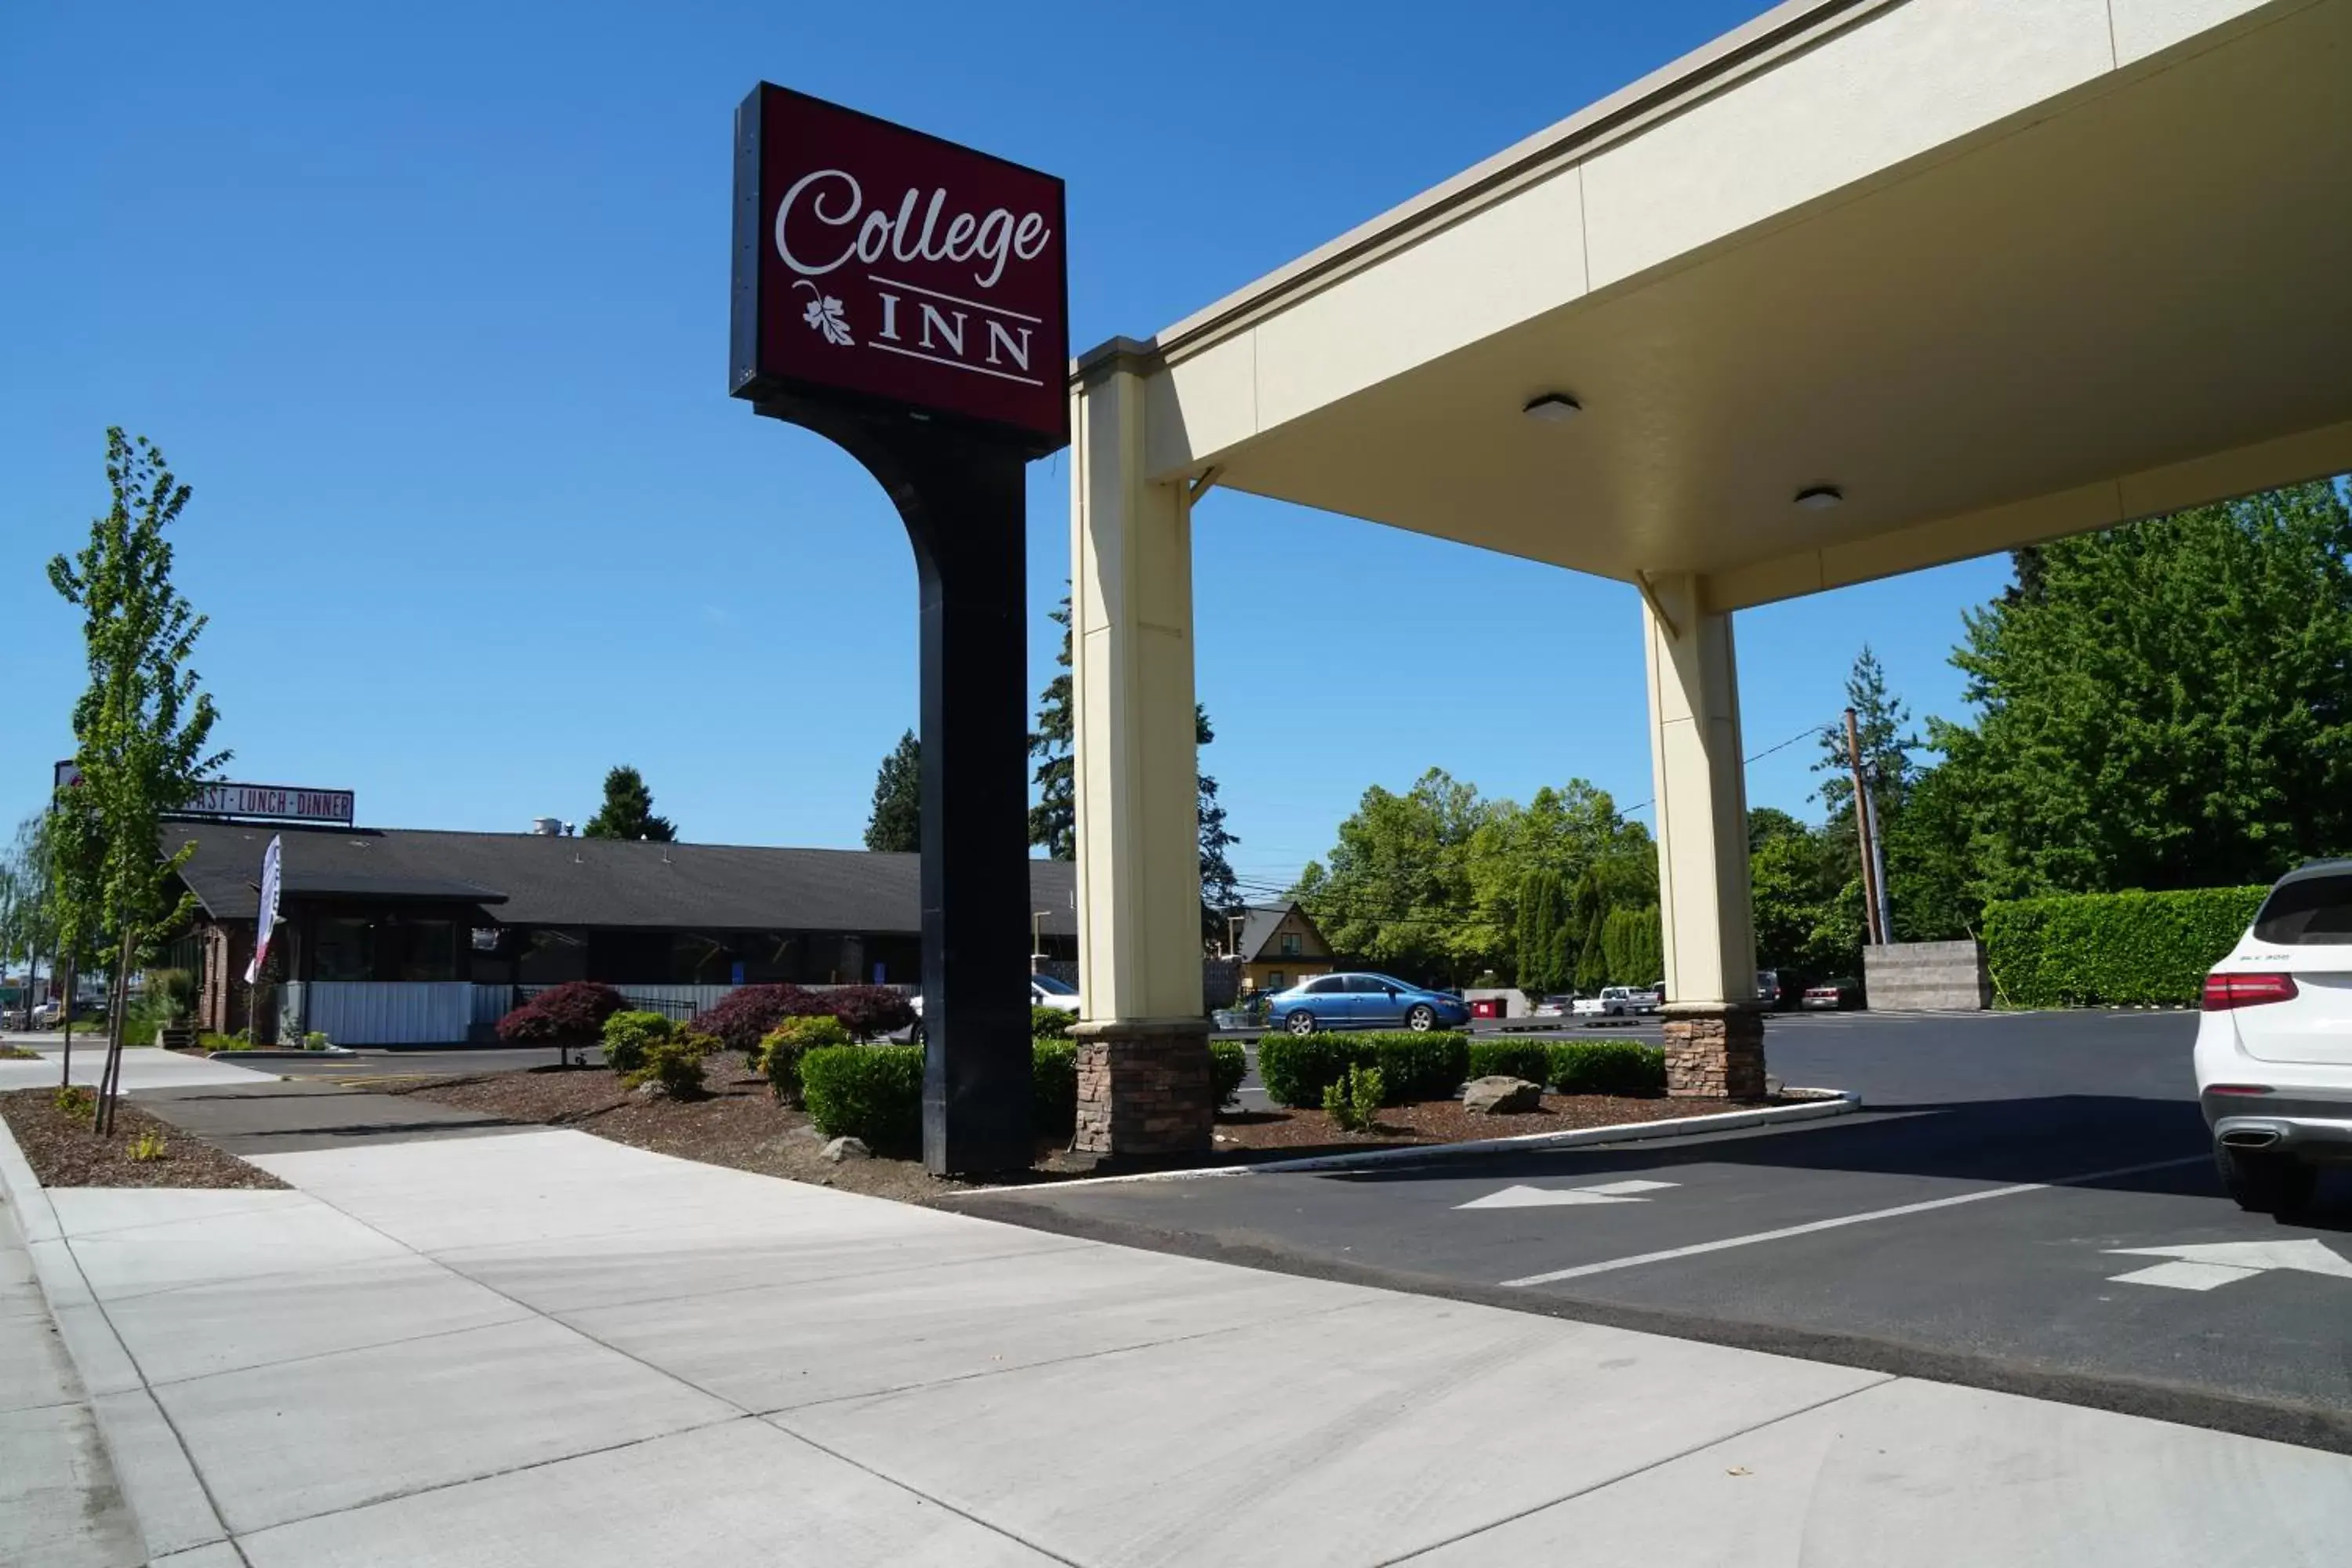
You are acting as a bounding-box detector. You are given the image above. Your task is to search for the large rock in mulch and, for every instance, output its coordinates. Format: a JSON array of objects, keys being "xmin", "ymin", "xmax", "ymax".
[
  {"xmin": 822, "ymin": 1136, "xmax": 871, "ymax": 1163},
  {"xmin": 1462, "ymin": 1076, "xmax": 1544, "ymax": 1115}
]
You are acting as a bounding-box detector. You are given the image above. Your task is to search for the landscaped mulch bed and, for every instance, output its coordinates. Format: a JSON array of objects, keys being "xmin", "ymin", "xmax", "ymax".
[
  {"xmin": 1206, "ymin": 1092, "xmax": 1759, "ymax": 1160},
  {"xmin": 363, "ymin": 1057, "xmax": 1768, "ymax": 1196},
  {"xmin": 358, "ymin": 1058, "xmax": 996, "ymax": 1204},
  {"xmin": 0, "ymin": 1088, "xmax": 288, "ymax": 1189}
]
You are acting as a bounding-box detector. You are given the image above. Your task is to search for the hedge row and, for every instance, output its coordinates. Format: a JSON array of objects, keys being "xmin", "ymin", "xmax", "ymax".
[
  {"xmin": 1258, "ymin": 1032, "xmax": 1665, "ymax": 1106},
  {"xmin": 1983, "ymin": 886, "xmax": 2264, "ymax": 1007},
  {"xmin": 801, "ymin": 1037, "xmax": 1251, "ymax": 1152},
  {"xmin": 1258, "ymin": 1032, "xmax": 1472, "ymax": 1108}
]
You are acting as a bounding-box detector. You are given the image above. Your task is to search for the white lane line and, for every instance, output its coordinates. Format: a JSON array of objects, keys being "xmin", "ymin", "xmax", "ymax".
[{"xmin": 1501, "ymin": 1155, "xmax": 2209, "ymax": 1287}]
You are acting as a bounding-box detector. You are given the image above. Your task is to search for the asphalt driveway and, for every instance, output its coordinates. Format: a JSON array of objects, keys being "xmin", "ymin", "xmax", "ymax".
[{"xmin": 963, "ymin": 1010, "xmax": 2352, "ymax": 1451}]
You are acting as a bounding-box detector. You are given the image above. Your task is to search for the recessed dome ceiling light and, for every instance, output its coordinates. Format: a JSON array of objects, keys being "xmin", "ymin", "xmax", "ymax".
[
  {"xmin": 1794, "ymin": 485, "xmax": 1844, "ymax": 510},
  {"xmin": 1522, "ymin": 393, "xmax": 1581, "ymax": 423}
]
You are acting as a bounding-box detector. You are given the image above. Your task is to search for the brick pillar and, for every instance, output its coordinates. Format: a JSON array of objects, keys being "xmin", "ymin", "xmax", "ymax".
[
  {"xmin": 1070, "ymin": 1019, "xmax": 1214, "ymax": 1164},
  {"xmin": 1661, "ymin": 1004, "xmax": 1767, "ymax": 1100}
]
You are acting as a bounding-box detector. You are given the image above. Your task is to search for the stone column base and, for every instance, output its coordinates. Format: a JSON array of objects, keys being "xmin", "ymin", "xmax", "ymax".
[
  {"xmin": 1661, "ymin": 1004, "xmax": 1767, "ymax": 1100},
  {"xmin": 1070, "ymin": 1017, "xmax": 1214, "ymax": 1163}
]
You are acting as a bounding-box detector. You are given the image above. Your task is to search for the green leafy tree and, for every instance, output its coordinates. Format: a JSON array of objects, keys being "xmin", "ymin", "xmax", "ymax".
[
  {"xmin": 582, "ymin": 765, "xmax": 675, "ymax": 843},
  {"xmin": 1294, "ymin": 768, "xmax": 1494, "ymax": 982},
  {"xmin": 48, "ymin": 430, "xmax": 228, "ymax": 1128},
  {"xmin": 1934, "ymin": 481, "xmax": 2352, "ymax": 901},
  {"xmin": 862, "ymin": 732, "xmax": 921, "ymax": 853}
]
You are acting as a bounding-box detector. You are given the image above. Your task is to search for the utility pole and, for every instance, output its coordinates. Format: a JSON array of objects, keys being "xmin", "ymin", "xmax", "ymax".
[{"xmin": 1844, "ymin": 708, "xmax": 1886, "ymax": 949}]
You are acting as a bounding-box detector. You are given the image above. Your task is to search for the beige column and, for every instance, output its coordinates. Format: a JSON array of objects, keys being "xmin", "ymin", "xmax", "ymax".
[
  {"xmin": 1066, "ymin": 346, "xmax": 1213, "ymax": 1160},
  {"xmin": 1641, "ymin": 572, "xmax": 1767, "ymax": 1098}
]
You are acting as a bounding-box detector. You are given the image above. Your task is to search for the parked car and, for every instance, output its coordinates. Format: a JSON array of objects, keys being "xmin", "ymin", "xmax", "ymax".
[
  {"xmin": 1268, "ymin": 973, "xmax": 1470, "ymax": 1035},
  {"xmin": 1531, "ymin": 994, "xmax": 1577, "ymax": 1018},
  {"xmin": 1572, "ymin": 985, "xmax": 1658, "ymax": 1018},
  {"xmin": 908, "ymin": 975, "xmax": 1080, "ymax": 1040},
  {"xmin": 1756, "ymin": 970, "xmax": 1804, "ymax": 1010},
  {"xmin": 2195, "ymin": 859, "xmax": 2352, "ymax": 1213},
  {"xmin": 1800, "ymin": 978, "xmax": 1865, "ymax": 1011}
]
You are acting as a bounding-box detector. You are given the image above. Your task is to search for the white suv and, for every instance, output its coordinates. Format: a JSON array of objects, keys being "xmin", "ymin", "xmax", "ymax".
[{"xmin": 2195, "ymin": 860, "xmax": 2352, "ymax": 1212}]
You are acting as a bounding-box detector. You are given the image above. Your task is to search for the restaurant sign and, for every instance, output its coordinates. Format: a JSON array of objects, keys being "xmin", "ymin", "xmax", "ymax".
[
  {"xmin": 56, "ymin": 761, "xmax": 355, "ymax": 825},
  {"xmin": 729, "ymin": 82, "xmax": 1069, "ymax": 454}
]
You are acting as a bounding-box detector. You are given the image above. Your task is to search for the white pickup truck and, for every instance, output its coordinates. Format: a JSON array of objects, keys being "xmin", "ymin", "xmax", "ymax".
[{"xmin": 1572, "ymin": 985, "xmax": 1661, "ymax": 1018}]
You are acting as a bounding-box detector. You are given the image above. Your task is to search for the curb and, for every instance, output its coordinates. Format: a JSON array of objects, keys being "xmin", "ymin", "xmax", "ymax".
[
  {"xmin": 0, "ymin": 1107, "xmax": 237, "ymax": 1561},
  {"xmin": 203, "ymin": 1047, "xmax": 357, "ymax": 1060},
  {"xmin": 966, "ymin": 1090, "xmax": 1862, "ymax": 1192}
]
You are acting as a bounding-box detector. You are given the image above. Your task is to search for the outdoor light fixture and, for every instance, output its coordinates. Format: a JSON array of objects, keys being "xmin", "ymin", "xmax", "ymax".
[
  {"xmin": 1794, "ymin": 485, "xmax": 1844, "ymax": 510},
  {"xmin": 1522, "ymin": 393, "xmax": 1581, "ymax": 423}
]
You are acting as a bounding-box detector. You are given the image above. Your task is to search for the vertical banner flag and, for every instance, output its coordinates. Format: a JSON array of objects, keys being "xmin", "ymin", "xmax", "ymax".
[{"xmin": 245, "ymin": 835, "xmax": 284, "ymax": 984}]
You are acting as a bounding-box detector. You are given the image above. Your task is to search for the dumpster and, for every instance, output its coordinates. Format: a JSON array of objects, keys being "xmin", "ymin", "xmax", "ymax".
[{"xmin": 1469, "ymin": 996, "xmax": 1503, "ymax": 1019}]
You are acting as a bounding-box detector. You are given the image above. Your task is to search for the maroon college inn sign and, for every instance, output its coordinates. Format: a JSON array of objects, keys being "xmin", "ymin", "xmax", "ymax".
[
  {"xmin": 729, "ymin": 84, "xmax": 1069, "ymax": 455},
  {"xmin": 729, "ymin": 85, "xmax": 1067, "ymax": 1176}
]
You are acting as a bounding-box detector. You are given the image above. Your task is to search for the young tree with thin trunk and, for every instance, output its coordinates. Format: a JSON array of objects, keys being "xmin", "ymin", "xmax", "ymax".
[{"xmin": 48, "ymin": 430, "xmax": 227, "ymax": 1130}]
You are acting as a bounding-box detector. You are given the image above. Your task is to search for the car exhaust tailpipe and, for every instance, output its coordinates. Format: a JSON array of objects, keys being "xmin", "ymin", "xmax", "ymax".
[{"xmin": 2220, "ymin": 1128, "xmax": 2282, "ymax": 1149}]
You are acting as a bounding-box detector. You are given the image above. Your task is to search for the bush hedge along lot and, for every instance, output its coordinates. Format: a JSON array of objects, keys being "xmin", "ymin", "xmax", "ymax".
[
  {"xmin": 1258, "ymin": 1032, "xmax": 1472, "ymax": 1109},
  {"xmin": 1208, "ymin": 1038, "xmax": 1247, "ymax": 1108},
  {"xmin": 1984, "ymin": 885, "xmax": 2266, "ymax": 1007},
  {"xmin": 1548, "ymin": 1040, "xmax": 1667, "ymax": 1096},
  {"xmin": 1466, "ymin": 1040, "xmax": 1554, "ymax": 1083}
]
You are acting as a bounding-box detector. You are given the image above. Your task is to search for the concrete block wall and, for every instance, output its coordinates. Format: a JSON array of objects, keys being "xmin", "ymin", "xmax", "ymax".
[{"xmin": 1863, "ymin": 941, "xmax": 1991, "ymax": 1011}]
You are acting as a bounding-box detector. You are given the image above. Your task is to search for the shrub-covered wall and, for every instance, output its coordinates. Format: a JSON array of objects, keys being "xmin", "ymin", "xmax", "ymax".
[
  {"xmin": 1982, "ymin": 886, "xmax": 2265, "ymax": 1007},
  {"xmin": 1257, "ymin": 1033, "xmax": 1470, "ymax": 1108}
]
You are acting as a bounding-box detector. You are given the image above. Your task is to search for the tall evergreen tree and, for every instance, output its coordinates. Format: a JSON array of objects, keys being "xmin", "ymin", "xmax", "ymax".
[
  {"xmin": 863, "ymin": 731, "xmax": 922, "ymax": 853},
  {"xmin": 49, "ymin": 430, "xmax": 227, "ymax": 1127},
  {"xmin": 1025, "ymin": 590, "xmax": 1240, "ymax": 938},
  {"xmin": 582, "ymin": 765, "xmax": 675, "ymax": 842}
]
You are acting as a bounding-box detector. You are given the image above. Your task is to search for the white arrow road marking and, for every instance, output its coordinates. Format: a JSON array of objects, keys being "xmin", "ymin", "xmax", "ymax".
[
  {"xmin": 2104, "ymin": 1238, "xmax": 2352, "ymax": 1291},
  {"xmin": 1457, "ymin": 1179, "xmax": 1678, "ymax": 1210}
]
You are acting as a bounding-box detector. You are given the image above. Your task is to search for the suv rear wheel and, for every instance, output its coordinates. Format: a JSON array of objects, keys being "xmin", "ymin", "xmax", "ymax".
[{"xmin": 2215, "ymin": 1142, "xmax": 2317, "ymax": 1214}]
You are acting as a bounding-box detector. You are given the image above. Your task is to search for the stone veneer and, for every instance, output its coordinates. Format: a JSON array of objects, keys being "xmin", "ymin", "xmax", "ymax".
[
  {"xmin": 1071, "ymin": 1019, "xmax": 1215, "ymax": 1159},
  {"xmin": 1661, "ymin": 1006, "xmax": 1767, "ymax": 1100}
]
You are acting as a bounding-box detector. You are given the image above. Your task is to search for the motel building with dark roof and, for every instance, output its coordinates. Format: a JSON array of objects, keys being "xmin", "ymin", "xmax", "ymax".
[{"xmin": 166, "ymin": 821, "xmax": 1077, "ymax": 1046}]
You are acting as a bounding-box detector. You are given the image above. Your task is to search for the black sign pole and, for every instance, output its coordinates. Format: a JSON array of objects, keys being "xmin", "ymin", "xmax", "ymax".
[{"xmin": 749, "ymin": 396, "xmax": 1035, "ymax": 1175}]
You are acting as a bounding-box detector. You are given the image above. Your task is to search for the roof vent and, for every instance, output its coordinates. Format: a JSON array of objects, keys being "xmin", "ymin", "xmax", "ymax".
[{"xmin": 531, "ymin": 817, "xmax": 564, "ymax": 837}]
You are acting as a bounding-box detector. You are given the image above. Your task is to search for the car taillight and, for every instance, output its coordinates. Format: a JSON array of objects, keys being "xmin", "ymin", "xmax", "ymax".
[{"xmin": 2201, "ymin": 972, "xmax": 2298, "ymax": 1011}]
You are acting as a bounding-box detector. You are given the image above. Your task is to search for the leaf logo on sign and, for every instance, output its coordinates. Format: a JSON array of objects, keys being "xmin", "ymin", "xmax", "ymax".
[{"xmin": 795, "ymin": 280, "xmax": 853, "ymax": 347}]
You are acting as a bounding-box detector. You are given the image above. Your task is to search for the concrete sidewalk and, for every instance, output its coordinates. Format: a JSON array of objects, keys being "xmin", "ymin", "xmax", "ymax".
[
  {"xmin": 0, "ymin": 1195, "xmax": 143, "ymax": 1566},
  {"xmin": 15, "ymin": 1125, "xmax": 2352, "ymax": 1565}
]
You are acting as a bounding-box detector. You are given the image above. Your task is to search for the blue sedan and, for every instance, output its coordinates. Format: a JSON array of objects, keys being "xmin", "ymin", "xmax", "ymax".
[{"xmin": 1268, "ymin": 973, "xmax": 1471, "ymax": 1035}]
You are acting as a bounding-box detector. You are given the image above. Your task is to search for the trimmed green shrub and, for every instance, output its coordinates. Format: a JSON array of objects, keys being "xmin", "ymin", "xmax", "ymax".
[
  {"xmin": 600, "ymin": 1011, "xmax": 674, "ymax": 1075},
  {"xmin": 1323, "ymin": 1064, "xmax": 1384, "ymax": 1131},
  {"xmin": 1983, "ymin": 886, "xmax": 2265, "ymax": 1007},
  {"xmin": 199, "ymin": 1032, "xmax": 252, "ymax": 1052},
  {"xmin": 1031, "ymin": 1005, "xmax": 1075, "ymax": 1039},
  {"xmin": 1467, "ymin": 1040, "xmax": 1552, "ymax": 1083},
  {"xmin": 1548, "ymin": 1040, "xmax": 1667, "ymax": 1096},
  {"xmin": 759, "ymin": 1015, "xmax": 853, "ymax": 1104},
  {"xmin": 1257, "ymin": 1031, "xmax": 1468, "ymax": 1108},
  {"xmin": 1209, "ymin": 1038, "xmax": 1247, "ymax": 1108},
  {"xmin": 1033, "ymin": 1038, "xmax": 1077, "ymax": 1137},
  {"xmin": 800, "ymin": 1044, "xmax": 925, "ymax": 1151},
  {"xmin": 623, "ymin": 1034, "xmax": 710, "ymax": 1098}
]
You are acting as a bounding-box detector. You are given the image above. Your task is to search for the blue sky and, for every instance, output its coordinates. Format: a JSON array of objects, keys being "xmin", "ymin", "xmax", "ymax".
[{"xmin": 1, "ymin": 0, "xmax": 2013, "ymax": 893}]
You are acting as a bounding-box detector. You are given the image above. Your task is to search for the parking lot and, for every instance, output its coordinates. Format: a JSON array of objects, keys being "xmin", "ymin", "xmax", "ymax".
[{"xmin": 967, "ymin": 1010, "xmax": 2352, "ymax": 1452}]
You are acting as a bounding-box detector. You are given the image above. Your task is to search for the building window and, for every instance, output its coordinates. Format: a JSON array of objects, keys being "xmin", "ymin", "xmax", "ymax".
[
  {"xmin": 1267, "ymin": 971, "xmax": 1286, "ymax": 990},
  {"xmin": 392, "ymin": 918, "xmax": 456, "ymax": 982},
  {"xmin": 1279, "ymin": 933, "xmax": 1301, "ymax": 956},
  {"xmin": 314, "ymin": 918, "xmax": 375, "ymax": 982}
]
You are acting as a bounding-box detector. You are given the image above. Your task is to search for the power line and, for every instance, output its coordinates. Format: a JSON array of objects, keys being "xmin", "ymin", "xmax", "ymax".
[{"xmin": 1614, "ymin": 720, "xmax": 1829, "ymax": 817}]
